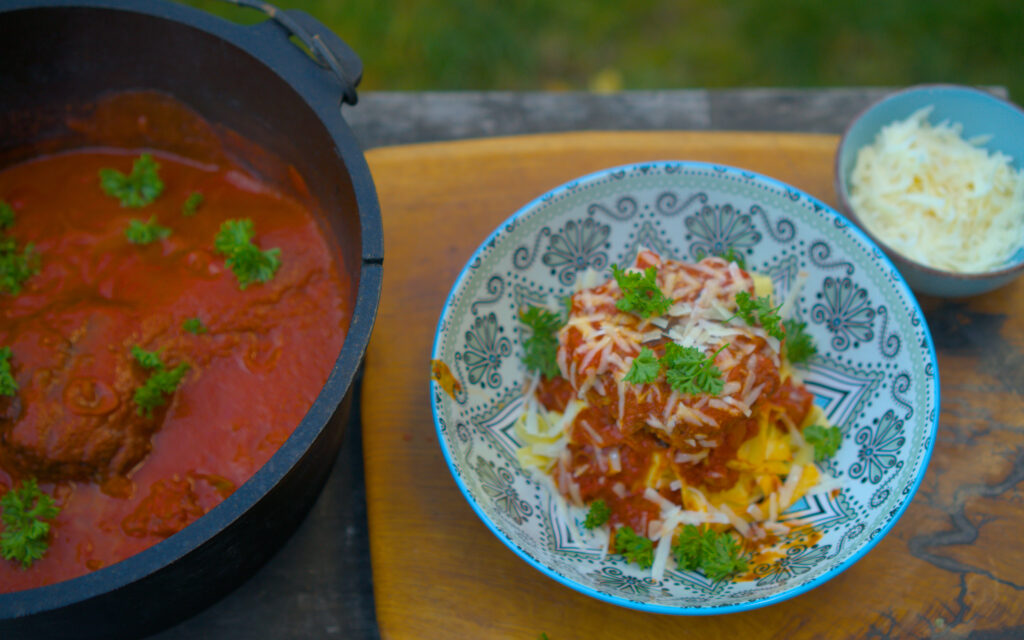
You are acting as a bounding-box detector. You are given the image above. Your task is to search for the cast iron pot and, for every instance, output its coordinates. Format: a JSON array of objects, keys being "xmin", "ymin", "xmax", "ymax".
[{"xmin": 0, "ymin": 1, "xmax": 383, "ymax": 638}]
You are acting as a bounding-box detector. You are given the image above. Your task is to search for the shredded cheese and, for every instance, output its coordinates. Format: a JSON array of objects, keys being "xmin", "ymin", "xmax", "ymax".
[{"xmin": 850, "ymin": 106, "xmax": 1024, "ymax": 272}]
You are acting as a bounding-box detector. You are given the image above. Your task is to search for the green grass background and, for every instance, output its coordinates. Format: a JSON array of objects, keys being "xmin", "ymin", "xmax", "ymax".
[{"xmin": 177, "ymin": 0, "xmax": 1022, "ymax": 100}]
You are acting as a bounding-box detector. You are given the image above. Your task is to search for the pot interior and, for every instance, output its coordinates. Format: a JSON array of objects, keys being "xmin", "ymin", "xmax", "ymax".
[{"xmin": 0, "ymin": 4, "xmax": 364, "ymax": 295}]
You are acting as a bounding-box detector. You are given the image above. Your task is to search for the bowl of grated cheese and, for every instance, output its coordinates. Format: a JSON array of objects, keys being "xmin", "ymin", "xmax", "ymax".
[{"xmin": 835, "ymin": 84, "xmax": 1024, "ymax": 297}]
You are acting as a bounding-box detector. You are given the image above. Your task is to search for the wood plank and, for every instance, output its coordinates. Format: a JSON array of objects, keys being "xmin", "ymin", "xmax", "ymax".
[{"xmin": 361, "ymin": 131, "xmax": 1024, "ymax": 639}]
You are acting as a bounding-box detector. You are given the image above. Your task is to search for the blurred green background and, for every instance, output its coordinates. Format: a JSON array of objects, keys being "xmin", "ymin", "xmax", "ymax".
[{"xmin": 178, "ymin": 0, "xmax": 1022, "ymax": 100}]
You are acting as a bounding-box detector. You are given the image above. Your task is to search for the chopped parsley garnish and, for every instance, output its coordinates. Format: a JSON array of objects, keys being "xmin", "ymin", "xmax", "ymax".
[
  {"xmin": 611, "ymin": 264, "xmax": 673, "ymax": 318},
  {"xmin": 130, "ymin": 346, "xmax": 189, "ymax": 417},
  {"xmin": 0, "ymin": 201, "xmax": 13, "ymax": 230},
  {"xmin": 720, "ymin": 247, "xmax": 747, "ymax": 269},
  {"xmin": 803, "ymin": 424, "xmax": 842, "ymax": 461},
  {"xmin": 99, "ymin": 153, "xmax": 164, "ymax": 208},
  {"xmin": 183, "ymin": 317, "xmax": 207, "ymax": 335},
  {"xmin": 214, "ymin": 219, "xmax": 282, "ymax": 290},
  {"xmin": 623, "ymin": 347, "xmax": 661, "ymax": 384},
  {"xmin": 181, "ymin": 191, "xmax": 204, "ymax": 216},
  {"xmin": 783, "ymin": 318, "xmax": 817, "ymax": 363},
  {"xmin": 0, "ymin": 235, "xmax": 39, "ymax": 296},
  {"xmin": 519, "ymin": 305, "xmax": 563, "ymax": 379},
  {"xmin": 125, "ymin": 216, "xmax": 171, "ymax": 245},
  {"xmin": 661, "ymin": 342, "xmax": 726, "ymax": 396},
  {"xmin": 1, "ymin": 478, "xmax": 60, "ymax": 569},
  {"xmin": 131, "ymin": 345, "xmax": 164, "ymax": 371},
  {"xmin": 698, "ymin": 246, "xmax": 747, "ymax": 269},
  {"xmin": 613, "ymin": 525, "xmax": 654, "ymax": 569},
  {"xmin": 0, "ymin": 347, "xmax": 17, "ymax": 396},
  {"xmin": 672, "ymin": 525, "xmax": 748, "ymax": 581},
  {"xmin": 733, "ymin": 291, "xmax": 784, "ymax": 339},
  {"xmin": 583, "ymin": 499, "xmax": 611, "ymax": 529}
]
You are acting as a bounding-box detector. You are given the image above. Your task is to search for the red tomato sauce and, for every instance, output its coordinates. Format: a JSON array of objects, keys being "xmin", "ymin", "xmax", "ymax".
[{"xmin": 0, "ymin": 147, "xmax": 351, "ymax": 591}]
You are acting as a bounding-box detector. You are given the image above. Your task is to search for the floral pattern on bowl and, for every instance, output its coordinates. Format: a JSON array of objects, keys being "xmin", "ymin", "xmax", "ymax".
[{"xmin": 431, "ymin": 161, "xmax": 939, "ymax": 614}]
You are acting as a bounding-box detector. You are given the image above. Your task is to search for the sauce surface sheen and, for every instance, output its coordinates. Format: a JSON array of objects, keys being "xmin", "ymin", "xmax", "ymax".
[{"xmin": 0, "ymin": 148, "xmax": 351, "ymax": 591}]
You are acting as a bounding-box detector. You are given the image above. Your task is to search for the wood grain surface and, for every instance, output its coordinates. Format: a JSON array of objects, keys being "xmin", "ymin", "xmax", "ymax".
[{"xmin": 361, "ymin": 131, "xmax": 1024, "ymax": 640}]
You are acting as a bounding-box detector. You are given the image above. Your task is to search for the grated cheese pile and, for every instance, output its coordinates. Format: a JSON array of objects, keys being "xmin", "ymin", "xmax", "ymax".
[{"xmin": 849, "ymin": 106, "xmax": 1024, "ymax": 273}]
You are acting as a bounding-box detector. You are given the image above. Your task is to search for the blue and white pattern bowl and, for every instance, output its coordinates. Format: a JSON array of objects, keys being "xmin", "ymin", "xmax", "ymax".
[{"xmin": 431, "ymin": 162, "xmax": 940, "ymax": 614}]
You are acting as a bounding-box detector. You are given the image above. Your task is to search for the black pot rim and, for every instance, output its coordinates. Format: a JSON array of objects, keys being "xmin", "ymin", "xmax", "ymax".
[{"xmin": 0, "ymin": 0, "xmax": 383, "ymax": 617}]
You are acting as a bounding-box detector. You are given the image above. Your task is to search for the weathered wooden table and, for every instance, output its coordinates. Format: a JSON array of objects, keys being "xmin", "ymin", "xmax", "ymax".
[{"xmin": 153, "ymin": 88, "xmax": 1023, "ymax": 640}]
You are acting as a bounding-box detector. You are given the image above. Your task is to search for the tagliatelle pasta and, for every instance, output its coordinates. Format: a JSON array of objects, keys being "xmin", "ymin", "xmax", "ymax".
[{"xmin": 515, "ymin": 250, "xmax": 838, "ymax": 581}]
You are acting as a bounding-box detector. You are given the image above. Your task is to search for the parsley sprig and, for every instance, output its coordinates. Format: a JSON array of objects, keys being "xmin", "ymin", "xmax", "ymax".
[
  {"xmin": 99, "ymin": 154, "xmax": 164, "ymax": 208},
  {"xmin": 214, "ymin": 219, "xmax": 281, "ymax": 290},
  {"xmin": 130, "ymin": 346, "xmax": 189, "ymax": 417},
  {"xmin": 1, "ymin": 478, "xmax": 60, "ymax": 569},
  {"xmin": 622, "ymin": 343, "xmax": 727, "ymax": 396},
  {"xmin": 783, "ymin": 319, "xmax": 817, "ymax": 363},
  {"xmin": 611, "ymin": 264, "xmax": 673, "ymax": 318},
  {"xmin": 0, "ymin": 201, "xmax": 13, "ymax": 230},
  {"xmin": 614, "ymin": 525, "xmax": 654, "ymax": 569},
  {"xmin": 125, "ymin": 216, "xmax": 171, "ymax": 245},
  {"xmin": 183, "ymin": 317, "xmax": 207, "ymax": 335},
  {"xmin": 623, "ymin": 347, "xmax": 660, "ymax": 384},
  {"xmin": 0, "ymin": 347, "xmax": 17, "ymax": 396},
  {"xmin": 696, "ymin": 246, "xmax": 747, "ymax": 270},
  {"xmin": 182, "ymin": 192, "xmax": 204, "ymax": 217},
  {"xmin": 583, "ymin": 499, "xmax": 611, "ymax": 529},
  {"xmin": 519, "ymin": 305, "xmax": 563, "ymax": 379},
  {"xmin": 733, "ymin": 291, "xmax": 784, "ymax": 339},
  {"xmin": 0, "ymin": 202, "xmax": 40, "ymax": 297},
  {"xmin": 803, "ymin": 425, "xmax": 842, "ymax": 461},
  {"xmin": 672, "ymin": 525, "xmax": 748, "ymax": 581},
  {"xmin": 662, "ymin": 343, "xmax": 727, "ymax": 396}
]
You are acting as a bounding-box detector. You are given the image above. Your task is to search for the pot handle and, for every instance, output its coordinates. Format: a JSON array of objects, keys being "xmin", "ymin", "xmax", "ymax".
[{"xmin": 222, "ymin": 0, "xmax": 363, "ymax": 106}]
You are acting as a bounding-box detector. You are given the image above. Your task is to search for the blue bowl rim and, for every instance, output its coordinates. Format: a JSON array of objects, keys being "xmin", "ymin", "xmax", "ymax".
[
  {"xmin": 431, "ymin": 160, "xmax": 940, "ymax": 615},
  {"xmin": 833, "ymin": 83, "xmax": 1024, "ymax": 282}
]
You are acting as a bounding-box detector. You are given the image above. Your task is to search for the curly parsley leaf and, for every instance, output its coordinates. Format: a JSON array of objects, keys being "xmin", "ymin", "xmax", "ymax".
[
  {"xmin": 0, "ymin": 236, "xmax": 40, "ymax": 296},
  {"xmin": 623, "ymin": 347, "xmax": 661, "ymax": 384},
  {"xmin": 803, "ymin": 424, "xmax": 842, "ymax": 461},
  {"xmin": 0, "ymin": 347, "xmax": 17, "ymax": 396},
  {"xmin": 134, "ymin": 363, "xmax": 189, "ymax": 418},
  {"xmin": 0, "ymin": 201, "xmax": 13, "ymax": 230},
  {"xmin": 694, "ymin": 246, "xmax": 747, "ymax": 270},
  {"xmin": 519, "ymin": 305, "xmax": 563, "ymax": 379},
  {"xmin": 720, "ymin": 247, "xmax": 747, "ymax": 269},
  {"xmin": 130, "ymin": 346, "xmax": 189, "ymax": 417},
  {"xmin": 611, "ymin": 264, "xmax": 673, "ymax": 318},
  {"xmin": 214, "ymin": 219, "xmax": 281, "ymax": 290},
  {"xmin": 733, "ymin": 291, "xmax": 784, "ymax": 339},
  {"xmin": 661, "ymin": 342, "xmax": 726, "ymax": 396},
  {"xmin": 125, "ymin": 216, "xmax": 171, "ymax": 245},
  {"xmin": 99, "ymin": 153, "xmax": 164, "ymax": 208},
  {"xmin": 1, "ymin": 478, "xmax": 60, "ymax": 569},
  {"xmin": 671, "ymin": 525, "xmax": 747, "ymax": 581},
  {"xmin": 783, "ymin": 319, "xmax": 817, "ymax": 364},
  {"xmin": 700, "ymin": 529, "xmax": 748, "ymax": 580},
  {"xmin": 183, "ymin": 317, "xmax": 207, "ymax": 335},
  {"xmin": 130, "ymin": 345, "xmax": 163, "ymax": 371},
  {"xmin": 614, "ymin": 525, "xmax": 654, "ymax": 569},
  {"xmin": 181, "ymin": 192, "xmax": 204, "ymax": 217},
  {"xmin": 583, "ymin": 499, "xmax": 611, "ymax": 530}
]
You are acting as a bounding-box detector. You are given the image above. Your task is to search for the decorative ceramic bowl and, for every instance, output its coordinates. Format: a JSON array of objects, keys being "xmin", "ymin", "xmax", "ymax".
[
  {"xmin": 431, "ymin": 161, "xmax": 939, "ymax": 614},
  {"xmin": 835, "ymin": 84, "xmax": 1024, "ymax": 297}
]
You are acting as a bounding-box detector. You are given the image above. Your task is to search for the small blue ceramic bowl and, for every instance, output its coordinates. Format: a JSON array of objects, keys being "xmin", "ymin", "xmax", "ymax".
[
  {"xmin": 835, "ymin": 84, "xmax": 1024, "ymax": 297},
  {"xmin": 432, "ymin": 161, "xmax": 939, "ymax": 614}
]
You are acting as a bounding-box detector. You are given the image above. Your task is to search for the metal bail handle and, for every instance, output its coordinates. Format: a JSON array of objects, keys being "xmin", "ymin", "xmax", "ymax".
[{"xmin": 223, "ymin": 0, "xmax": 363, "ymax": 106}]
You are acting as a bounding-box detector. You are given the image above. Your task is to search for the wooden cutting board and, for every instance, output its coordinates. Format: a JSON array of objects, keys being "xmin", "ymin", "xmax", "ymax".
[{"xmin": 361, "ymin": 131, "xmax": 1024, "ymax": 639}]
